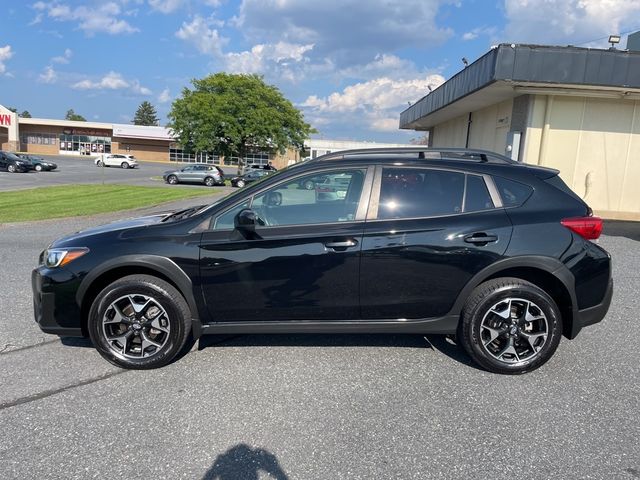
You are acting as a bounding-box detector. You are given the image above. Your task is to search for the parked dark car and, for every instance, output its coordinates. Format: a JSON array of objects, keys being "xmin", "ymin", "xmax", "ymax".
[
  {"xmin": 0, "ymin": 151, "xmax": 31, "ymax": 172},
  {"xmin": 32, "ymin": 147, "xmax": 612, "ymax": 374},
  {"xmin": 163, "ymin": 164, "xmax": 225, "ymax": 187},
  {"xmin": 15, "ymin": 153, "xmax": 58, "ymax": 171},
  {"xmin": 230, "ymin": 169, "xmax": 272, "ymax": 187}
]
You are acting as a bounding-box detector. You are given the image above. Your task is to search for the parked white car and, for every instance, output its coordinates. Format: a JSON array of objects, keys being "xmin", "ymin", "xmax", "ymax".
[{"xmin": 94, "ymin": 154, "xmax": 138, "ymax": 169}]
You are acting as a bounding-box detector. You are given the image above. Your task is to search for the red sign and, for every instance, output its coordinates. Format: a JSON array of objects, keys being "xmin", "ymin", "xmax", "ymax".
[{"xmin": 0, "ymin": 114, "xmax": 11, "ymax": 126}]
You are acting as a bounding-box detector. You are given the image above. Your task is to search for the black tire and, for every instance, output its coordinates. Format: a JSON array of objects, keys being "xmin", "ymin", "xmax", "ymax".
[
  {"xmin": 7, "ymin": 164, "xmax": 16, "ymax": 173},
  {"xmin": 88, "ymin": 275, "xmax": 192, "ymax": 369},
  {"xmin": 204, "ymin": 176, "xmax": 215, "ymax": 187},
  {"xmin": 97, "ymin": 160, "xmax": 104, "ymax": 167},
  {"xmin": 121, "ymin": 162, "xmax": 129, "ymax": 169},
  {"xmin": 236, "ymin": 179, "xmax": 245, "ymax": 188},
  {"xmin": 458, "ymin": 277, "xmax": 562, "ymax": 375},
  {"xmin": 35, "ymin": 164, "xmax": 43, "ymax": 172},
  {"xmin": 303, "ymin": 179, "xmax": 315, "ymax": 190},
  {"xmin": 167, "ymin": 175, "xmax": 178, "ymax": 185}
]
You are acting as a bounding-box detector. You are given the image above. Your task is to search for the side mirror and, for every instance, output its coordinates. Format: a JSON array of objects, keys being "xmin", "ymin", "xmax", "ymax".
[{"xmin": 234, "ymin": 208, "xmax": 265, "ymax": 234}]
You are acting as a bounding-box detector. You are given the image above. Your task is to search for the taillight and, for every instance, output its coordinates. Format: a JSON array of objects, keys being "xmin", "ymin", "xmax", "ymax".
[{"xmin": 561, "ymin": 216, "xmax": 603, "ymax": 240}]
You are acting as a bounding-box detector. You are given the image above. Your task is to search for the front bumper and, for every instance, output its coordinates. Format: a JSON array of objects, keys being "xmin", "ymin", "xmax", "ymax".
[
  {"xmin": 570, "ymin": 278, "xmax": 613, "ymax": 338},
  {"xmin": 32, "ymin": 267, "xmax": 84, "ymax": 337}
]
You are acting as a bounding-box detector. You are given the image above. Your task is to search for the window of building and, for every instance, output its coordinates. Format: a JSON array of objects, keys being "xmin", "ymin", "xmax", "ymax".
[
  {"xmin": 169, "ymin": 148, "xmax": 219, "ymax": 164},
  {"xmin": 20, "ymin": 133, "xmax": 57, "ymax": 145},
  {"xmin": 59, "ymin": 134, "xmax": 111, "ymax": 154}
]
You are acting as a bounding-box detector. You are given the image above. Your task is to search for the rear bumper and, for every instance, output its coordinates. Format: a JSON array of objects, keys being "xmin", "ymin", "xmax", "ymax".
[
  {"xmin": 32, "ymin": 268, "xmax": 84, "ymax": 337},
  {"xmin": 570, "ymin": 278, "xmax": 613, "ymax": 338}
]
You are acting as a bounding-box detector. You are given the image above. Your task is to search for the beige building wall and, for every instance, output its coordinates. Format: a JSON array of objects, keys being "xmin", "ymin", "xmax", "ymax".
[
  {"xmin": 112, "ymin": 137, "xmax": 171, "ymax": 162},
  {"xmin": 525, "ymin": 94, "xmax": 640, "ymax": 220},
  {"xmin": 432, "ymin": 99, "xmax": 513, "ymax": 154}
]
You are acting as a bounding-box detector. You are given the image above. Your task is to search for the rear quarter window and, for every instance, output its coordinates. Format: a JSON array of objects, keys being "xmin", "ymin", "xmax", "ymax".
[{"xmin": 493, "ymin": 176, "xmax": 533, "ymax": 207}]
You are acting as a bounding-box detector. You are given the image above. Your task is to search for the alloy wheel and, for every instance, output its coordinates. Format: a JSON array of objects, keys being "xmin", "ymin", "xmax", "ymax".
[
  {"xmin": 102, "ymin": 294, "xmax": 171, "ymax": 360},
  {"xmin": 480, "ymin": 297, "xmax": 548, "ymax": 364}
]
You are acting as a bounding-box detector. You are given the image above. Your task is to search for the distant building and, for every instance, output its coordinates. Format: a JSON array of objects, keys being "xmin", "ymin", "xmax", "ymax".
[{"xmin": 400, "ymin": 41, "xmax": 640, "ymax": 220}]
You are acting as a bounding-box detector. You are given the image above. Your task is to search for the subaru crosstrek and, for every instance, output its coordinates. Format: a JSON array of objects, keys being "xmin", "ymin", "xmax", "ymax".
[{"xmin": 32, "ymin": 148, "xmax": 612, "ymax": 374}]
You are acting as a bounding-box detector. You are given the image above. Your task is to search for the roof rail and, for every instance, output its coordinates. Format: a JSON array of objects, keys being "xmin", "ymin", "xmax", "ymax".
[{"xmin": 312, "ymin": 147, "xmax": 515, "ymax": 164}]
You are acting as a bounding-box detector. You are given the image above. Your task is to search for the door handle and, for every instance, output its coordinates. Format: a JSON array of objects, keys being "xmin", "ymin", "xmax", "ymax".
[
  {"xmin": 325, "ymin": 239, "xmax": 358, "ymax": 250},
  {"xmin": 464, "ymin": 233, "xmax": 498, "ymax": 245}
]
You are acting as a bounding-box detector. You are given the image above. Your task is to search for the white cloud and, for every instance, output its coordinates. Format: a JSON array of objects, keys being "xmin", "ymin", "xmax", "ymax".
[
  {"xmin": 462, "ymin": 31, "xmax": 478, "ymax": 41},
  {"xmin": 148, "ymin": 0, "xmax": 186, "ymax": 14},
  {"xmin": 235, "ymin": 0, "xmax": 454, "ymax": 68},
  {"xmin": 175, "ymin": 15, "xmax": 228, "ymax": 56},
  {"xmin": 225, "ymin": 42, "xmax": 314, "ymax": 80},
  {"xmin": 503, "ymin": 0, "xmax": 640, "ymax": 47},
  {"xmin": 39, "ymin": 65, "xmax": 57, "ymax": 83},
  {"xmin": 158, "ymin": 88, "xmax": 171, "ymax": 103},
  {"xmin": 462, "ymin": 26, "xmax": 497, "ymax": 42},
  {"xmin": 302, "ymin": 74, "xmax": 445, "ymax": 132},
  {"xmin": 32, "ymin": 2, "xmax": 138, "ymax": 36},
  {"xmin": 72, "ymin": 71, "xmax": 151, "ymax": 96},
  {"xmin": 51, "ymin": 48, "xmax": 72, "ymax": 64},
  {"xmin": 0, "ymin": 45, "xmax": 13, "ymax": 75}
]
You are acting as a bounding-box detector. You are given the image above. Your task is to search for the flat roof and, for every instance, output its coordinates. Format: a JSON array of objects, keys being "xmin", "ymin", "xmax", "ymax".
[
  {"xmin": 17, "ymin": 116, "xmax": 173, "ymax": 141},
  {"xmin": 400, "ymin": 43, "xmax": 640, "ymax": 130}
]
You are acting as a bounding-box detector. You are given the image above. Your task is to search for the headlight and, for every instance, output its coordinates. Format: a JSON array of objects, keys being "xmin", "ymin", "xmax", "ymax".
[{"xmin": 43, "ymin": 248, "xmax": 89, "ymax": 268}]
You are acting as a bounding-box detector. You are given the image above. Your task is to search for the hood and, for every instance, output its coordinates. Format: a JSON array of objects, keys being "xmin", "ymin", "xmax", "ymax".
[{"xmin": 53, "ymin": 212, "xmax": 169, "ymax": 246}]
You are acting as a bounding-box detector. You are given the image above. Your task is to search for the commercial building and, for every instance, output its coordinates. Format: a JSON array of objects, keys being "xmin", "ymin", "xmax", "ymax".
[
  {"xmin": 400, "ymin": 42, "xmax": 640, "ymax": 220},
  {"xmin": 0, "ymin": 106, "xmax": 299, "ymax": 168}
]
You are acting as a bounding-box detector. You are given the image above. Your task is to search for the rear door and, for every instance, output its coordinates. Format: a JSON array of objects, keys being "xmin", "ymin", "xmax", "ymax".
[{"xmin": 359, "ymin": 166, "xmax": 513, "ymax": 319}]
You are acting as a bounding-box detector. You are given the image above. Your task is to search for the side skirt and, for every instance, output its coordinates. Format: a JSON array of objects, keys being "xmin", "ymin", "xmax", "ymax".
[{"xmin": 199, "ymin": 315, "xmax": 459, "ymax": 336}]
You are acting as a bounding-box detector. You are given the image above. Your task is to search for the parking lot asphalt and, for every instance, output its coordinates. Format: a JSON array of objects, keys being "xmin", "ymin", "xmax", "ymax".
[
  {"xmin": 0, "ymin": 154, "xmax": 240, "ymax": 192},
  {"xmin": 0, "ymin": 200, "xmax": 639, "ymax": 479}
]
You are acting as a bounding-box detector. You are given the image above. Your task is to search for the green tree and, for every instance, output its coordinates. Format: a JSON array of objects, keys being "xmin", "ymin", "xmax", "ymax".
[
  {"xmin": 168, "ymin": 73, "xmax": 315, "ymax": 171},
  {"xmin": 133, "ymin": 101, "xmax": 159, "ymax": 126},
  {"xmin": 7, "ymin": 107, "xmax": 17, "ymax": 113},
  {"xmin": 20, "ymin": 110, "xmax": 32, "ymax": 118},
  {"xmin": 65, "ymin": 109, "xmax": 86, "ymax": 121}
]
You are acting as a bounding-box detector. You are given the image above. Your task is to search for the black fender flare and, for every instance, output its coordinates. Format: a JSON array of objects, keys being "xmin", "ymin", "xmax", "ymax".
[
  {"xmin": 75, "ymin": 255, "xmax": 202, "ymax": 336},
  {"xmin": 448, "ymin": 255, "xmax": 578, "ymax": 317}
]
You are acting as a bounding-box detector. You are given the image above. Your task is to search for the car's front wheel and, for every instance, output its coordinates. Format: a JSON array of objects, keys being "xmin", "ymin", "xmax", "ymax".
[
  {"xmin": 88, "ymin": 275, "xmax": 192, "ymax": 369},
  {"xmin": 236, "ymin": 179, "xmax": 245, "ymax": 188},
  {"xmin": 167, "ymin": 175, "xmax": 178, "ymax": 185},
  {"xmin": 35, "ymin": 164, "xmax": 43, "ymax": 172},
  {"xmin": 7, "ymin": 164, "xmax": 16, "ymax": 173},
  {"xmin": 96, "ymin": 160, "xmax": 104, "ymax": 167},
  {"xmin": 458, "ymin": 278, "xmax": 562, "ymax": 375}
]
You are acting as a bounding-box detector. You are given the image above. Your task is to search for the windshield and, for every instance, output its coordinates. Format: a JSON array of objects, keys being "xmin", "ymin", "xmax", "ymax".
[{"xmin": 5, "ymin": 153, "xmax": 22, "ymax": 161}]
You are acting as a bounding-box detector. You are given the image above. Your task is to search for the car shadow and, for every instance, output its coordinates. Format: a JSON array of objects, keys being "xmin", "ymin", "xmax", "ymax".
[
  {"xmin": 603, "ymin": 220, "xmax": 640, "ymax": 242},
  {"xmin": 423, "ymin": 334, "xmax": 484, "ymax": 371},
  {"xmin": 202, "ymin": 443, "xmax": 289, "ymax": 480}
]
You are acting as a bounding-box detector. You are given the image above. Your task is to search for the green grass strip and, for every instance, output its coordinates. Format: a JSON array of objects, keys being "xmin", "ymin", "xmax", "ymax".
[{"xmin": 0, "ymin": 184, "xmax": 218, "ymax": 223}]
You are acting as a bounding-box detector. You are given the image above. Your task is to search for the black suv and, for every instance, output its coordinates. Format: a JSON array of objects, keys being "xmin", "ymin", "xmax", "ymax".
[{"xmin": 32, "ymin": 148, "xmax": 612, "ymax": 374}]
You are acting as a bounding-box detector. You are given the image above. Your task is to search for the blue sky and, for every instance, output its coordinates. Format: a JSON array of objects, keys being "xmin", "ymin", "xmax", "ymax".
[{"xmin": 1, "ymin": 0, "xmax": 639, "ymax": 142}]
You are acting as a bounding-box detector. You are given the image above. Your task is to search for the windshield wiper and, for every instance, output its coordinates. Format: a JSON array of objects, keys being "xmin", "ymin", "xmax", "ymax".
[{"xmin": 162, "ymin": 205, "xmax": 207, "ymax": 222}]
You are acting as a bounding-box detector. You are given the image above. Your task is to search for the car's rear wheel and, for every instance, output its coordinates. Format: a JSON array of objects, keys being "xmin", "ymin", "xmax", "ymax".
[
  {"xmin": 236, "ymin": 179, "xmax": 245, "ymax": 188},
  {"xmin": 204, "ymin": 176, "xmax": 215, "ymax": 187},
  {"xmin": 88, "ymin": 275, "xmax": 192, "ymax": 369},
  {"xmin": 121, "ymin": 162, "xmax": 129, "ymax": 169},
  {"xmin": 458, "ymin": 277, "xmax": 562, "ymax": 375},
  {"xmin": 35, "ymin": 164, "xmax": 43, "ymax": 172},
  {"xmin": 167, "ymin": 175, "xmax": 178, "ymax": 185},
  {"xmin": 303, "ymin": 179, "xmax": 315, "ymax": 190},
  {"xmin": 7, "ymin": 164, "xmax": 16, "ymax": 173}
]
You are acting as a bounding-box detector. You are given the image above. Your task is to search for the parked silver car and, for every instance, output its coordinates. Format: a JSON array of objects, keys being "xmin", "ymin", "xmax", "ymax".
[{"xmin": 163, "ymin": 164, "xmax": 225, "ymax": 187}]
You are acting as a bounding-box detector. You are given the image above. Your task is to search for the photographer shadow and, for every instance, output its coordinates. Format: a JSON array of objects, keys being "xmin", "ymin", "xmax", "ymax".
[{"xmin": 203, "ymin": 443, "xmax": 289, "ymax": 480}]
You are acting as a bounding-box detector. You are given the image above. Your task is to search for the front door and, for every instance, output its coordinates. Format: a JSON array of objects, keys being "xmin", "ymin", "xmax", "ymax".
[
  {"xmin": 199, "ymin": 167, "xmax": 372, "ymax": 322},
  {"xmin": 359, "ymin": 166, "xmax": 513, "ymax": 319}
]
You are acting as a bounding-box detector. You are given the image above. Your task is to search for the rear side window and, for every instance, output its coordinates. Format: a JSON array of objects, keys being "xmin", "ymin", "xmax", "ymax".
[
  {"xmin": 377, "ymin": 168, "xmax": 465, "ymax": 219},
  {"xmin": 465, "ymin": 175, "xmax": 494, "ymax": 212},
  {"xmin": 493, "ymin": 176, "xmax": 533, "ymax": 207}
]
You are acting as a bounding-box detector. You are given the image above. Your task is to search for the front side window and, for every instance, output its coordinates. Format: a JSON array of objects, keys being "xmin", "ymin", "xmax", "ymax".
[
  {"xmin": 377, "ymin": 168, "xmax": 465, "ymax": 220},
  {"xmin": 251, "ymin": 169, "xmax": 367, "ymax": 227}
]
